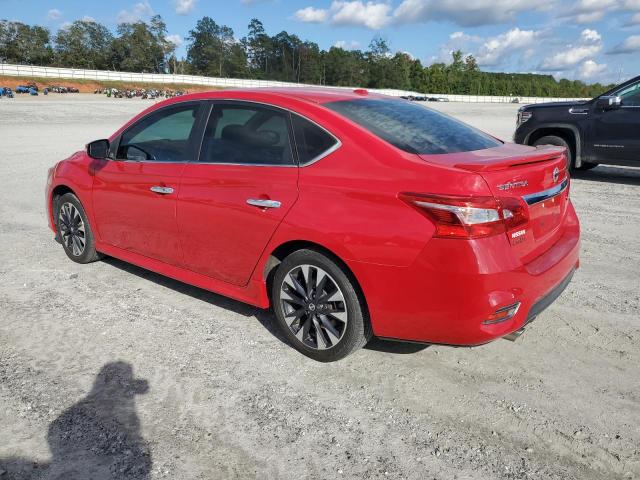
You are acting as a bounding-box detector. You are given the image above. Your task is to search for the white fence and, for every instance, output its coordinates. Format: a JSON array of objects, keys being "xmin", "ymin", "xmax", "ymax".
[{"xmin": 0, "ymin": 63, "xmax": 589, "ymax": 104}]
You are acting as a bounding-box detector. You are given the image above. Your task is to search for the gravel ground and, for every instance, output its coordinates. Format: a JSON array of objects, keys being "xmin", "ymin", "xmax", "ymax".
[{"xmin": 0, "ymin": 94, "xmax": 638, "ymax": 480}]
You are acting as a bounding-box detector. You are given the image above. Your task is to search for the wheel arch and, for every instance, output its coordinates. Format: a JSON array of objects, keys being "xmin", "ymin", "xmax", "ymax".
[
  {"xmin": 52, "ymin": 184, "xmax": 77, "ymax": 203},
  {"xmin": 50, "ymin": 184, "xmax": 78, "ymax": 231},
  {"xmin": 263, "ymin": 240, "xmax": 371, "ymax": 323},
  {"xmin": 524, "ymin": 124, "xmax": 584, "ymax": 167}
]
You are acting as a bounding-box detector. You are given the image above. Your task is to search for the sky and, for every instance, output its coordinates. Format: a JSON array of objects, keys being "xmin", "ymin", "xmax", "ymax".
[{"xmin": 4, "ymin": 0, "xmax": 640, "ymax": 84}]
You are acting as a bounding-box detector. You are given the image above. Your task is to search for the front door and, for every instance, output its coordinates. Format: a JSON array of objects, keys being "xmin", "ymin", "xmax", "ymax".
[
  {"xmin": 92, "ymin": 101, "xmax": 204, "ymax": 266},
  {"xmin": 589, "ymin": 80, "xmax": 640, "ymax": 166},
  {"xmin": 177, "ymin": 101, "xmax": 299, "ymax": 286}
]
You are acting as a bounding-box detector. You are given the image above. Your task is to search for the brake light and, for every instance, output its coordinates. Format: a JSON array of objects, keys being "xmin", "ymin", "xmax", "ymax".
[
  {"xmin": 399, "ymin": 193, "xmax": 529, "ymax": 239},
  {"xmin": 499, "ymin": 197, "xmax": 528, "ymax": 231}
]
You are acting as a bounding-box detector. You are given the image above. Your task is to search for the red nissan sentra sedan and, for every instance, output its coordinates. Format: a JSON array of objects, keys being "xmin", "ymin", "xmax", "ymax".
[{"xmin": 45, "ymin": 88, "xmax": 580, "ymax": 362}]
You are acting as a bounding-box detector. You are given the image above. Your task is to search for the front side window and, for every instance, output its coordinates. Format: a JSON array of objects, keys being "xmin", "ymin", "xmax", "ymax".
[
  {"xmin": 325, "ymin": 98, "xmax": 501, "ymax": 155},
  {"xmin": 292, "ymin": 114, "xmax": 338, "ymax": 164},
  {"xmin": 616, "ymin": 81, "xmax": 640, "ymax": 106},
  {"xmin": 200, "ymin": 103, "xmax": 294, "ymax": 165},
  {"xmin": 117, "ymin": 103, "xmax": 200, "ymax": 162}
]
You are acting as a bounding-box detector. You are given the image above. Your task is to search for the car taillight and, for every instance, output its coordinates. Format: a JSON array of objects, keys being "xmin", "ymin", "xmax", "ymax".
[
  {"xmin": 399, "ymin": 193, "xmax": 529, "ymax": 239},
  {"xmin": 499, "ymin": 196, "xmax": 528, "ymax": 231}
]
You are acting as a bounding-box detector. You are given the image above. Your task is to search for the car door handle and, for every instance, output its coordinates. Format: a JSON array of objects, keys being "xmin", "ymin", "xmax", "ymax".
[
  {"xmin": 150, "ymin": 186, "xmax": 174, "ymax": 195},
  {"xmin": 246, "ymin": 198, "xmax": 281, "ymax": 209}
]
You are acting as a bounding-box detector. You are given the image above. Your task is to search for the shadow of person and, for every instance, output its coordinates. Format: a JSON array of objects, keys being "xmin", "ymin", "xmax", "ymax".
[{"xmin": 0, "ymin": 362, "xmax": 151, "ymax": 480}]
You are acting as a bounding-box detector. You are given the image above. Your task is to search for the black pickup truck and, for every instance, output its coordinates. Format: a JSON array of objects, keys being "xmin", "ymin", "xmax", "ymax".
[{"xmin": 514, "ymin": 75, "xmax": 640, "ymax": 171}]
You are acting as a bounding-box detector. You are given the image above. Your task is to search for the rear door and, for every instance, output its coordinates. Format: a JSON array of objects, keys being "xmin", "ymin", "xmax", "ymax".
[
  {"xmin": 176, "ymin": 101, "xmax": 299, "ymax": 286},
  {"xmin": 92, "ymin": 101, "xmax": 205, "ymax": 266},
  {"xmin": 589, "ymin": 79, "xmax": 640, "ymax": 165}
]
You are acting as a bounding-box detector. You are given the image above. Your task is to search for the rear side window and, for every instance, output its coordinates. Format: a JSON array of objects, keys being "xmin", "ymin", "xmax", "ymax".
[
  {"xmin": 292, "ymin": 114, "xmax": 338, "ymax": 164},
  {"xmin": 117, "ymin": 103, "xmax": 200, "ymax": 162},
  {"xmin": 325, "ymin": 98, "xmax": 501, "ymax": 154},
  {"xmin": 200, "ymin": 103, "xmax": 294, "ymax": 165}
]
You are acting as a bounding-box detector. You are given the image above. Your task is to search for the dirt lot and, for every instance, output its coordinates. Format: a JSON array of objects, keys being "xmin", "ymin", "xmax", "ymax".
[
  {"xmin": 0, "ymin": 94, "xmax": 638, "ymax": 480},
  {"xmin": 0, "ymin": 75, "xmax": 219, "ymax": 94}
]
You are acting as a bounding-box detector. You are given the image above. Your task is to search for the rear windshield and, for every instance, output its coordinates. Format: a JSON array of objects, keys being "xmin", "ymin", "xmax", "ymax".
[{"xmin": 325, "ymin": 98, "xmax": 501, "ymax": 154}]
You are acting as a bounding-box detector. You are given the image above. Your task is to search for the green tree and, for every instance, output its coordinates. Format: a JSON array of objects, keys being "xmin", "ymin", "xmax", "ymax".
[
  {"xmin": 366, "ymin": 37, "xmax": 393, "ymax": 88},
  {"xmin": 111, "ymin": 15, "xmax": 173, "ymax": 72},
  {"xmin": 324, "ymin": 47, "xmax": 368, "ymax": 87},
  {"xmin": 187, "ymin": 17, "xmax": 239, "ymax": 77},
  {"xmin": 0, "ymin": 20, "xmax": 53, "ymax": 65},
  {"xmin": 464, "ymin": 54, "xmax": 478, "ymax": 72},
  {"xmin": 243, "ymin": 18, "xmax": 271, "ymax": 78},
  {"xmin": 54, "ymin": 20, "xmax": 113, "ymax": 69}
]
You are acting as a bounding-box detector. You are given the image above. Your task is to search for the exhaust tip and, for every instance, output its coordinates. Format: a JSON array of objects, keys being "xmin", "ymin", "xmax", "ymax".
[{"xmin": 503, "ymin": 327, "xmax": 526, "ymax": 342}]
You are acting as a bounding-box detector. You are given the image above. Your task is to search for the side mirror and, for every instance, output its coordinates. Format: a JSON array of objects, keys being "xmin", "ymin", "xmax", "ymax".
[
  {"xmin": 87, "ymin": 139, "xmax": 110, "ymax": 159},
  {"xmin": 596, "ymin": 95, "xmax": 621, "ymax": 110}
]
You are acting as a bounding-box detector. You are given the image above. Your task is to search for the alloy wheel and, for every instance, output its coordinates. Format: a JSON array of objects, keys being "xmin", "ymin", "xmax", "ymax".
[
  {"xmin": 280, "ymin": 264, "xmax": 348, "ymax": 350},
  {"xmin": 58, "ymin": 202, "xmax": 86, "ymax": 257}
]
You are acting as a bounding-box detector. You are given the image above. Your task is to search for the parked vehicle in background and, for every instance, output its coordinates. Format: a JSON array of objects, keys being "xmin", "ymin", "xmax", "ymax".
[
  {"xmin": 45, "ymin": 88, "xmax": 580, "ymax": 362},
  {"xmin": 400, "ymin": 95, "xmax": 428, "ymax": 102},
  {"xmin": 0, "ymin": 87, "xmax": 14, "ymax": 98},
  {"xmin": 514, "ymin": 75, "xmax": 640, "ymax": 170}
]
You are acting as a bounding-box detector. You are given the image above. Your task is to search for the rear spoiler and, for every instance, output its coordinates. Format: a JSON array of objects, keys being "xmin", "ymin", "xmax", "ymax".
[{"xmin": 454, "ymin": 146, "xmax": 566, "ymax": 172}]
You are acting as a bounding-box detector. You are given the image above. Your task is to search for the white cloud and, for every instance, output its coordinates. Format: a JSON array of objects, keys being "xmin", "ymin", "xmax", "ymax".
[
  {"xmin": 541, "ymin": 44, "xmax": 602, "ymax": 69},
  {"xmin": 333, "ymin": 40, "xmax": 361, "ymax": 50},
  {"xmin": 581, "ymin": 29, "xmax": 601, "ymax": 43},
  {"xmin": 562, "ymin": 0, "xmax": 621, "ymax": 23},
  {"xmin": 294, "ymin": 6, "xmax": 328, "ymax": 23},
  {"xmin": 476, "ymin": 28, "xmax": 540, "ymax": 66},
  {"xmin": 295, "ymin": 1, "xmax": 392, "ymax": 29},
  {"xmin": 608, "ymin": 35, "xmax": 640, "ymax": 54},
  {"xmin": 173, "ymin": 0, "xmax": 197, "ymax": 15},
  {"xmin": 540, "ymin": 28, "xmax": 603, "ymax": 70},
  {"xmin": 166, "ymin": 34, "xmax": 183, "ymax": 47},
  {"xmin": 331, "ymin": 1, "xmax": 392, "ymax": 29},
  {"xmin": 117, "ymin": 1, "xmax": 154, "ymax": 24},
  {"xmin": 393, "ymin": 0, "xmax": 550, "ymax": 27},
  {"xmin": 47, "ymin": 9, "xmax": 62, "ymax": 21},
  {"xmin": 579, "ymin": 60, "xmax": 607, "ymax": 79},
  {"xmin": 82, "ymin": 15, "xmax": 97, "ymax": 22}
]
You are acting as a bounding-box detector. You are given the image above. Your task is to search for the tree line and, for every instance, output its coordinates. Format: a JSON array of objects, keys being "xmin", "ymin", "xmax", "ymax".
[{"xmin": 0, "ymin": 16, "xmax": 614, "ymax": 97}]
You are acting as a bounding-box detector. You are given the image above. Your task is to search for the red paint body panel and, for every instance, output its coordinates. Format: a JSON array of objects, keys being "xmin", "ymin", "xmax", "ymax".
[
  {"xmin": 92, "ymin": 160, "xmax": 186, "ymax": 266},
  {"xmin": 177, "ymin": 164, "xmax": 299, "ymax": 286},
  {"xmin": 46, "ymin": 88, "xmax": 581, "ymax": 345}
]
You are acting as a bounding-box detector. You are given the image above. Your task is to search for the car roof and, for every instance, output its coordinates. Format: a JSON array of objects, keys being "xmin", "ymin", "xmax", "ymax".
[{"xmin": 176, "ymin": 87, "xmax": 388, "ymax": 105}]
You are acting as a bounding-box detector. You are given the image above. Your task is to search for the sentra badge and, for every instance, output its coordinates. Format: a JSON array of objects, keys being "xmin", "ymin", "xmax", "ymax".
[{"xmin": 497, "ymin": 180, "xmax": 528, "ymax": 191}]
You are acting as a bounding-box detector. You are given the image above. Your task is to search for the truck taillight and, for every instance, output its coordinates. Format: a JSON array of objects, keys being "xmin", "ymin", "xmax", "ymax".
[{"xmin": 399, "ymin": 193, "xmax": 529, "ymax": 239}]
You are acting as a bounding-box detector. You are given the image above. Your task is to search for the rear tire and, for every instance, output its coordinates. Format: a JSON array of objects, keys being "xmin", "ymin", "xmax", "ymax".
[
  {"xmin": 272, "ymin": 249, "xmax": 372, "ymax": 362},
  {"xmin": 55, "ymin": 193, "xmax": 103, "ymax": 264},
  {"xmin": 578, "ymin": 162, "xmax": 599, "ymax": 170}
]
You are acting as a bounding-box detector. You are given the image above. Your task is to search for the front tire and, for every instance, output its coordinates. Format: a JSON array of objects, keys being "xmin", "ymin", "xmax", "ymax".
[
  {"xmin": 55, "ymin": 193, "xmax": 103, "ymax": 264},
  {"xmin": 532, "ymin": 135, "xmax": 596, "ymax": 172},
  {"xmin": 272, "ymin": 249, "xmax": 371, "ymax": 362},
  {"xmin": 533, "ymin": 135, "xmax": 575, "ymax": 171}
]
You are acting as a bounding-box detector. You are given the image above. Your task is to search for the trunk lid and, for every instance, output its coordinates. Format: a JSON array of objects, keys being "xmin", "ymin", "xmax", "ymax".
[{"xmin": 418, "ymin": 143, "xmax": 570, "ymax": 262}]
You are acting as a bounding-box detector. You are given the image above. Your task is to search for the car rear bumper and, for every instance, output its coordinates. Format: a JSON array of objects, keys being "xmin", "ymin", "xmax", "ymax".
[{"xmin": 349, "ymin": 201, "xmax": 580, "ymax": 345}]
